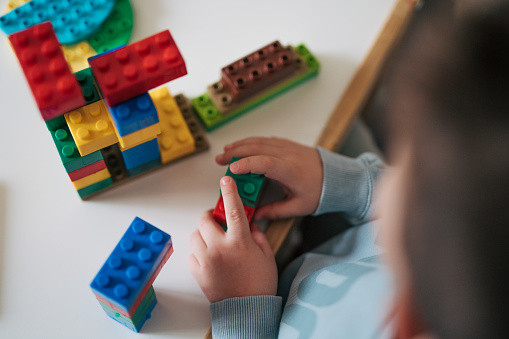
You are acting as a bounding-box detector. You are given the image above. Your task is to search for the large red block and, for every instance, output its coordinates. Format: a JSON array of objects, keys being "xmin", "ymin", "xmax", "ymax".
[
  {"xmin": 8, "ymin": 22, "xmax": 86, "ymax": 121},
  {"xmin": 213, "ymin": 196, "xmax": 255, "ymax": 227},
  {"xmin": 89, "ymin": 30, "xmax": 187, "ymax": 107}
]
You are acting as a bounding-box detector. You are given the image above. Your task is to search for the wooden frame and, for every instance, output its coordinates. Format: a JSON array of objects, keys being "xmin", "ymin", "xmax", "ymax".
[{"xmin": 204, "ymin": 0, "xmax": 415, "ymax": 337}]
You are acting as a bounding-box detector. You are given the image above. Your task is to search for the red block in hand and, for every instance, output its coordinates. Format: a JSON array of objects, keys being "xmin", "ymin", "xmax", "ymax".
[
  {"xmin": 89, "ymin": 30, "xmax": 187, "ymax": 107},
  {"xmin": 9, "ymin": 22, "xmax": 86, "ymax": 121},
  {"xmin": 213, "ymin": 196, "xmax": 255, "ymax": 227}
]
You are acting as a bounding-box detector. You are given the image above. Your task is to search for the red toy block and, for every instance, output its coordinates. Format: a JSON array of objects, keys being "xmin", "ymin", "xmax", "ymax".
[
  {"xmin": 89, "ymin": 30, "xmax": 187, "ymax": 107},
  {"xmin": 67, "ymin": 160, "xmax": 107, "ymax": 182},
  {"xmin": 8, "ymin": 22, "xmax": 86, "ymax": 121},
  {"xmin": 213, "ymin": 196, "xmax": 255, "ymax": 226},
  {"xmin": 94, "ymin": 245, "xmax": 174, "ymax": 317},
  {"xmin": 221, "ymin": 41, "xmax": 298, "ymax": 102}
]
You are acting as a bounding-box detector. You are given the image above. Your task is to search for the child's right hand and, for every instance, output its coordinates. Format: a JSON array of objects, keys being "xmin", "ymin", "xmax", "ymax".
[{"xmin": 216, "ymin": 137, "xmax": 323, "ymax": 220}]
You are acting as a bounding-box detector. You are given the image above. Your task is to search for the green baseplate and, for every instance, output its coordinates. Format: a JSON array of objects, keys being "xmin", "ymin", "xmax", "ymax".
[{"xmin": 191, "ymin": 44, "xmax": 320, "ymax": 131}]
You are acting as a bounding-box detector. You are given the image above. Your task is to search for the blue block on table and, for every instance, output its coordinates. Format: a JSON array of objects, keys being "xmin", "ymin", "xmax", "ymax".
[
  {"xmin": 108, "ymin": 93, "xmax": 159, "ymax": 136},
  {"xmin": 121, "ymin": 138, "xmax": 161, "ymax": 170},
  {"xmin": 90, "ymin": 217, "xmax": 172, "ymax": 313}
]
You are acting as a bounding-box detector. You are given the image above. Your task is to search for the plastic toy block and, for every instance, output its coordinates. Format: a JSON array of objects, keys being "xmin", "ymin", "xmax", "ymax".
[
  {"xmin": 224, "ymin": 157, "xmax": 265, "ymax": 208},
  {"xmin": 65, "ymin": 100, "xmax": 118, "ymax": 156},
  {"xmin": 78, "ymin": 177, "xmax": 112, "ymax": 198},
  {"xmin": 95, "ymin": 245, "xmax": 174, "ymax": 317},
  {"xmin": 90, "ymin": 217, "xmax": 173, "ymax": 313},
  {"xmin": 149, "ymin": 87, "xmax": 195, "ymax": 164},
  {"xmin": 63, "ymin": 42, "xmax": 97, "ymax": 73},
  {"xmin": 9, "ymin": 22, "xmax": 86, "ymax": 121},
  {"xmin": 221, "ymin": 41, "xmax": 299, "ymax": 102},
  {"xmin": 98, "ymin": 285, "xmax": 156, "ymax": 332},
  {"xmin": 0, "ymin": 0, "xmax": 115, "ymax": 45},
  {"xmin": 107, "ymin": 93, "xmax": 159, "ymax": 137},
  {"xmin": 213, "ymin": 196, "xmax": 255, "ymax": 228},
  {"xmin": 117, "ymin": 123, "xmax": 161, "ymax": 150},
  {"xmin": 100, "ymin": 143, "xmax": 129, "ymax": 183},
  {"xmin": 72, "ymin": 168, "xmax": 110, "ymax": 190},
  {"xmin": 45, "ymin": 114, "xmax": 66, "ymax": 131},
  {"xmin": 193, "ymin": 43, "xmax": 320, "ymax": 131},
  {"xmin": 121, "ymin": 138, "xmax": 161, "ymax": 170},
  {"xmin": 50, "ymin": 124, "xmax": 104, "ymax": 173},
  {"xmin": 105, "ymin": 297, "xmax": 156, "ymax": 332},
  {"xmin": 74, "ymin": 67, "xmax": 101, "ymax": 105},
  {"xmin": 68, "ymin": 159, "xmax": 106, "ymax": 181},
  {"xmin": 209, "ymin": 46, "xmax": 305, "ymax": 115},
  {"xmin": 127, "ymin": 158, "xmax": 161, "ymax": 177},
  {"xmin": 174, "ymin": 94, "xmax": 210, "ymax": 155},
  {"xmin": 87, "ymin": 0, "xmax": 133, "ymax": 54},
  {"xmin": 89, "ymin": 29, "xmax": 187, "ymax": 106}
]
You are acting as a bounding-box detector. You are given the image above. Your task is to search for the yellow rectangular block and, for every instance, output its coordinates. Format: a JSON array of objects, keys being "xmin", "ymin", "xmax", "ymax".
[
  {"xmin": 117, "ymin": 123, "xmax": 162, "ymax": 150},
  {"xmin": 72, "ymin": 168, "xmax": 111, "ymax": 190},
  {"xmin": 65, "ymin": 100, "xmax": 118, "ymax": 156},
  {"xmin": 149, "ymin": 87, "xmax": 196, "ymax": 164}
]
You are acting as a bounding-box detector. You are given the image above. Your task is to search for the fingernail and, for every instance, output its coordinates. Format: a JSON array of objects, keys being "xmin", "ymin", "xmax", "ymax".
[
  {"xmin": 230, "ymin": 162, "xmax": 239, "ymax": 172},
  {"xmin": 215, "ymin": 154, "xmax": 223, "ymax": 162},
  {"xmin": 220, "ymin": 176, "xmax": 231, "ymax": 185}
]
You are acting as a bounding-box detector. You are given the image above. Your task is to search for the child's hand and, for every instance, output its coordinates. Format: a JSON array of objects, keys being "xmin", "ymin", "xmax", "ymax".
[
  {"xmin": 216, "ymin": 137, "xmax": 323, "ymax": 220},
  {"xmin": 188, "ymin": 176, "xmax": 278, "ymax": 303}
]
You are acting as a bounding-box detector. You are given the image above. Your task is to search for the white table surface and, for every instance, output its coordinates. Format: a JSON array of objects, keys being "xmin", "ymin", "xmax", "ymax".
[{"xmin": 0, "ymin": 0, "xmax": 396, "ymax": 337}]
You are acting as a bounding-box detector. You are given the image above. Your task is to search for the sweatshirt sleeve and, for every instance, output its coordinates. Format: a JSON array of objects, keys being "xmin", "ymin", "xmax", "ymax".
[
  {"xmin": 313, "ymin": 147, "xmax": 384, "ymax": 224},
  {"xmin": 210, "ymin": 295, "xmax": 283, "ymax": 339}
]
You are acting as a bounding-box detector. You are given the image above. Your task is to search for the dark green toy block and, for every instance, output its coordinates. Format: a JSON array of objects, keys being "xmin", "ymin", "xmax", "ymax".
[
  {"xmin": 74, "ymin": 67, "xmax": 101, "ymax": 105},
  {"xmin": 78, "ymin": 177, "xmax": 113, "ymax": 198},
  {"xmin": 50, "ymin": 125, "xmax": 103, "ymax": 173},
  {"xmin": 224, "ymin": 157, "xmax": 266, "ymax": 207}
]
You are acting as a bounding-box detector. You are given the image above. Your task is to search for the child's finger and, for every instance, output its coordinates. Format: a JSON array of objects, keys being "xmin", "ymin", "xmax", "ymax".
[
  {"xmin": 254, "ymin": 200, "xmax": 297, "ymax": 220},
  {"xmin": 250, "ymin": 223, "xmax": 274, "ymax": 257},
  {"xmin": 224, "ymin": 137, "xmax": 287, "ymax": 151},
  {"xmin": 198, "ymin": 210, "xmax": 224, "ymax": 243},
  {"xmin": 189, "ymin": 229, "xmax": 207, "ymax": 255},
  {"xmin": 230, "ymin": 156, "xmax": 287, "ymax": 183},
  {"xmin": 220, "ymin": 176, "xmax": 250, "ymax": 239}
]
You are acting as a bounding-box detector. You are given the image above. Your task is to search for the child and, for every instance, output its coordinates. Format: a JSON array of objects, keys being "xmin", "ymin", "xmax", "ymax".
[{"xmin": 189, "ymin": 1, "xmax": 509, "ymax": 338}]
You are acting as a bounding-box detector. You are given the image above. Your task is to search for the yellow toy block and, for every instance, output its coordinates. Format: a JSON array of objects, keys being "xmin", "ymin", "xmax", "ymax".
[
  {"xmin": 117, "ymin": 123, "xmax": 162, "ymax": 150},
  {"xmin": 62, "ymin": 42, "xmax": 97, "ymax": 73},
  {"xmin": 72, "ymin": 168, "xmax": 110, "ymax": 190},
  {"xmin": 5, "ymin": 0, "xmax": 29, "ymax": 12},
  {"xmin": 65, "ymin": 100, "xmax": 118, "ymax": 157},
  {"xmin": 149, "ymin": 87, "xmax": 195, "ymax": 164}
]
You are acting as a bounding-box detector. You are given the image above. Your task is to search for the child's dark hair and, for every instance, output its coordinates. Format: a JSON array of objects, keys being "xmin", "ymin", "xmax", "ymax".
[{"xmin": 387, "ymin": 1, "xmax": 509, "ymax": 337}]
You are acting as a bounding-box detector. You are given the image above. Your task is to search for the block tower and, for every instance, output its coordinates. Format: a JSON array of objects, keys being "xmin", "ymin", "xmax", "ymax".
[
  {"xmin": 191, "ymin": 40, "xmax": 320, "ymax": 131},
  {"xmin": 213, "ymin": 157, "xmax": 266, "ymax": 230},
  {"xmin": 6, "ymin": 18, "xmax": 208, "ymax": 199},
  {"xmin": 90, "ymin": 217, "xmax": 174, "ymax": 332}
]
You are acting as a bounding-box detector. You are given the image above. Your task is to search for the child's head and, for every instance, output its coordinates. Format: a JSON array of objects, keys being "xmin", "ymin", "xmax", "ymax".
[{"xmin": 378, "ymin": 1, "xmax": 509, "ymax": 337}]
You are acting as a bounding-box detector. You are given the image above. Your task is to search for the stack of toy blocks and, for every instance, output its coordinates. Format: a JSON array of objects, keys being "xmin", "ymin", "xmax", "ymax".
[
  {"xmin": 213, "ymin": 157, "xmax": 266, "ymax": 230},
  {"xmin": 192, "ymin": 40, "xmax": 320, "ymax": 131},
  {"xmin": 7, "ymin": 19, "xmax": 209, "ymax": 199},
  {"xmin": 90, "ymin": 217, "xmax": 174, "ymax": 332}
]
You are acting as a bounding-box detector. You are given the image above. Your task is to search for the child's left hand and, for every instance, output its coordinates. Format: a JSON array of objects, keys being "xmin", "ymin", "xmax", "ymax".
[{"xmin": 188, "ymin": 176, "xmax": 278, "ymax": 303}]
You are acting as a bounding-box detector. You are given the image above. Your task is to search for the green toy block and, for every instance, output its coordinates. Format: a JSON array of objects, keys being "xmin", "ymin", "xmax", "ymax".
[
  {"xmin": 45, "ymin": 115, "xmax": 67, "ymax": 131},
  {"xmin": 77, "ymin": 177, "xmax": 113, "ymax": 198},
  {"xmin": 223, "ymin": 157, "xmax": 266, "ymax": 208},
  {"xmin": 50, "ymin": 125, "xmax": 104, "ymax": 173},
  {"xmin": 87, "ymin": 0, "xmax": 134, "ymax": 53},
  {"xmin": 74, "ymin": 68, "xmax": 101, "ymax": 105},
  {"xmin": 192, "ymin": 43, "xmax": 320, "ymax": 131}
]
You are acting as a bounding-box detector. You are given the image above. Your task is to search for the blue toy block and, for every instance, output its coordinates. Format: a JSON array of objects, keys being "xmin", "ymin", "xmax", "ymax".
[
  {"xmin": 50, "ymin": 125, "xmax": 104, "ymax": 173},
  {"xmin": 107, "ymin": 93, "xmax": 159, "ymax": 137},
  {"xmin": 223, "ymin": 157, "xmax": 266, "ymax": 207},
  {"xmin": 121, "ymin": 139, "xmax": 161, "ymax": 170},
  {"xmin": 0, "ymin": 0, "xmax": 115, "ymax": 45},
  {"xmin": 127, "ymin": 158, "xmax": 162, "ymax": 177},
  {"xmin": 87, "ymin": 45, "xmax": 125, "ymax": 62},
  {"xmin": 90, "ymin": 217, "xmax": 172, "ymax": 313}
]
